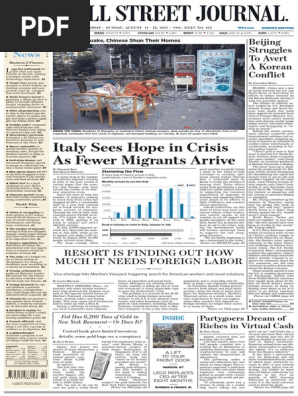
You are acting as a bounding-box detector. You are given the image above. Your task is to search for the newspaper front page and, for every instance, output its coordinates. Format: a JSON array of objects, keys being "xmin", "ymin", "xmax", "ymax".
[{"xmin": 1, "ymin": 0, "xmax": 296, "ymax": 394}]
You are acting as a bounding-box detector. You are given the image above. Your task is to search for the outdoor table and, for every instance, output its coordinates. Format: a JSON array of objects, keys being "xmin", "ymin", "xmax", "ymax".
[{"xmin": 173, "ymin": 76, "xmax": 193, "ymax": 92}]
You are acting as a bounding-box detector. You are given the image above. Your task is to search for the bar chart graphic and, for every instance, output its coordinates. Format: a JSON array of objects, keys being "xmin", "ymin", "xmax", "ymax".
[
  {"xmin": 101, "ymin": 168, "xmax": 198, "ymax": 244},
  {"xmin": 110, "ymin": 186, "xmax": 195, "ymax": 220}
]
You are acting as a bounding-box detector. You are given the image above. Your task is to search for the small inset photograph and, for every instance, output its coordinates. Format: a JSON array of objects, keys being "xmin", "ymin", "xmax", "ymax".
[
  {"xmin": 153, "ymin": 323, "xmax": 194, "ymax": 348},
  {"xmin": 53, "ymin": 44, "xmax": 245, "ymax": 131}
]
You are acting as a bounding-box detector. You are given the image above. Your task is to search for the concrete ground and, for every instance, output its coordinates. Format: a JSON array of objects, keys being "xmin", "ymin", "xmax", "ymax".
[{"xmin": 53, "ymin": 81, "xmax": 245, "ymax": 131}]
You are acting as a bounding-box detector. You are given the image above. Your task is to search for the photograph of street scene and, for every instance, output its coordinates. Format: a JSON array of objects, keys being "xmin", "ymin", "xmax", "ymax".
[
  {"xmin": 53, "ymin": 44, "xmax": 245, "ymax": 131},
  {"xmin": 153, "ymin": 323, "xmax": 194, "ymax": 348}
]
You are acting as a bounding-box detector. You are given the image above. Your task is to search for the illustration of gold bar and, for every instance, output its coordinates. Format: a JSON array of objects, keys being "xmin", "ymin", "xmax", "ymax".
[{"xmin": 90, "ymin": 351, "xmax": 112, "ymax": 380}]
